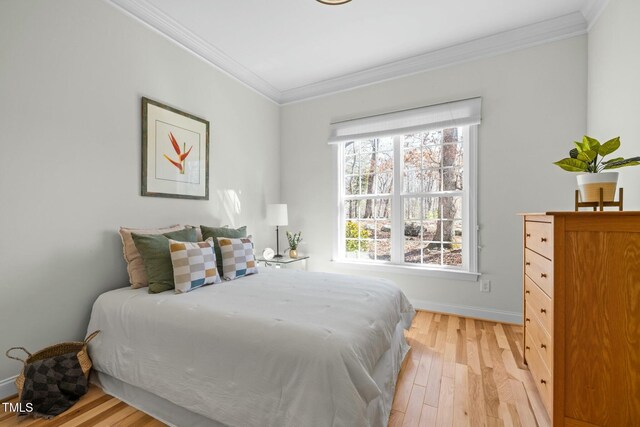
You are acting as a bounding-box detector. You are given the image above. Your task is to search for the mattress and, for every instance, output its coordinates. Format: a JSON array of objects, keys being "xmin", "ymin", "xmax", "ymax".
[{"xmin": 87, "ymin": 268, "xmax": 415, "ymax": 427}]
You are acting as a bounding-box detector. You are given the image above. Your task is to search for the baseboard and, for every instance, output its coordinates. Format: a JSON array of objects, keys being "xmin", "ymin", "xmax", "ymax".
[
  {"xmin": 0, "ymin": 375, "xmax": 18, "ymax": 401},
  {"xmin": 410, "ymin": 299, "xmax": 522, "ymax": 324}
]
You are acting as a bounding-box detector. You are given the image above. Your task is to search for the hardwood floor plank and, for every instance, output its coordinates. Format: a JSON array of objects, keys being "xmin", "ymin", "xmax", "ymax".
[
  {"xmin": 91, "ymin": 405, "xmax": 139, "ymax": 427},
  {"xmin": 481, "ymin": 365, "xmax": 500, "ymax": 419},
  {"xmin": 478, "ymin": 321, "xmax": 494, "ymax": 369},
  {"xmin": 0, "ymin": 311, "xmax": 547, "ymax": 427},
  {"xmin": 427, "ymin": 316, "xmax": 439, "ymax": 348},
  {"xmin": 501, "ymin": 346, "xmax": 523, "ymax": 382},
  {"xmin": 442, "ymin": 342, "xmax": 456, "ymax": 379},
  {"xmin": 442, "ymin": 316, "xmax": 458, "ymax": 378},
  {"xmin": 8, "ymin": 395, "xmax": 113, "ymax": 427},
  {"xmin": 485, "ymin": 327, "xmax": 514, "ymax": 405},
  {"xmin": 110, "ymin": 411, "xmax": 149, "ymax": 427},
  {"xmin": 487, "ymin": 416, "xmax": 506, "ymax": 427},
  {"xmin": 466, "ymin": 319, "xmax": 482, "ymax": 377},
  {"xmin": 504, "ymin": 325, "xmax": 527, "ymax": 370},
  {"xmin": 423, "ymin": 352, "xmax": 444, "ymax": 407},
  {"xmin": 414, "ymin": 347, "xmax": 434, "ymax": 387},
  {"xmin": 393, "ymin": 347, "xmax": 421, "ymax": 412},
  {"xmin": 509, "ymin": 378, "xmax": 537, "ymax": 427},
  {"xmin": 467, "ymin": 371, "xmax": 488, "ymax": 427},
  {"xmin": 72, "ymin": 401, "xmax": 128, "ymax": 427},
  {"xmin": 56, "ymin": 397, "xmax": 121, "ymax": 427},
  {"xmin": 519, "ymin": 368, "xmax": 550, "ymax": 427},
  {"xmin": 452, "ymin": 364, "xmax": 470, "ymax": 427},
  {"xmin": 436, "ymin": 316, "xmax": 449, "ymax": 350},
  {"xmin": 121, "ymin": 414, "xmax": 157, "ymax": 427},
  {"xmin": 466, "ymin": 335, "xmax": 482, "ymax": 377},
  {"xmin": 402, "ymin": 385, "xmax": 426, "ymax": 427},
  {"xmin": 455, "ymin": 327, "xmax": 467, "ymax": 366},
  {"xmin": 494, "ymin": 324, "xmax": 510, "ymax": 350},
  {"xmin": 507, "ymin": 403, "xmax": 523, "ymax": 427},
  {"xmin": 418, "ymin": 405, "xmax": 437, "ymax": 427},
  {"xmin": 498, "ymin": 402, "xmax": 515, "ymax": 427},
  {"xmin": 435, "ymin": 375, "xmax": 455, "ymax": 427}
]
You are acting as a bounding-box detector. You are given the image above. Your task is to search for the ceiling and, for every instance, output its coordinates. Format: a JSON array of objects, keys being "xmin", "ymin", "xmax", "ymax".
[{"xmin": 109, "ymin": 0, "xmax": 607, "ymax": 104}]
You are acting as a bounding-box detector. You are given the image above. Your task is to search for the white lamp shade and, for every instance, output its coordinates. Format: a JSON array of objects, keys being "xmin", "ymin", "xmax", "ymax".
[{"xmin": 267, "ymin": 204, "xmax": 288, "ymax": 226}]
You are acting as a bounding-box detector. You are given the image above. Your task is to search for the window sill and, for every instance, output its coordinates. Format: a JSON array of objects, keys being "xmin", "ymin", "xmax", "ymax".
[{"xmin": 331, "ymin": 259, "xmax": 480, "ymax": 282}]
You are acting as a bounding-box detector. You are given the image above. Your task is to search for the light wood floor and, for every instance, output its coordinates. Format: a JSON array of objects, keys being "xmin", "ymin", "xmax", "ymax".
[
  {"xmin": 1, "ymin": 311, "xmax": 548, "ymax": 427},
  {"xmin": 390, "ymin": 311, "xmax": 549, "ymax": 427},
  {"xmin": 0, "ymin": 387, "xmax": 165, "ymax": 427}
]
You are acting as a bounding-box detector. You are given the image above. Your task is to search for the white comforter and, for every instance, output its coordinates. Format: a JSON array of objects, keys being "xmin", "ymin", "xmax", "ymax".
[{"xmin": 87, "ymin": 268, "xmax": 414, "ymax": 427}]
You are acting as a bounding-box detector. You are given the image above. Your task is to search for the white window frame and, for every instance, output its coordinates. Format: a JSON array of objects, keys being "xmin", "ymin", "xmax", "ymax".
[{"xmin": 333, "ymin": 126, "xmax": 479, "ymax": 281}]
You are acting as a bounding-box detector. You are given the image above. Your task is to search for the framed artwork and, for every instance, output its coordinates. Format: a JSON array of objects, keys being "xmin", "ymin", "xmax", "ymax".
[{"xmin": 141, "ymin": 97, "xmax": 209, "ymax": 200}]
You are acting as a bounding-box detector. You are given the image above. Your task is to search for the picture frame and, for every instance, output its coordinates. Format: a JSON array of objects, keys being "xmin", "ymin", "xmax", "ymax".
[{"xmin": 141, "ymin": 97, "xmax": 209, "ymax": 200}]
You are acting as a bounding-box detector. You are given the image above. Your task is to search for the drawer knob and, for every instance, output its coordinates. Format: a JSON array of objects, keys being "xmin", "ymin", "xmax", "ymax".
[
  {"xmin": 525, "ymin": 290, "xmax": 530, "ymax": 294},
  {"xmin": 541, "ymin": 273, "xmax": 547, "ymax": 278},
  {"xmin": 541, "ymin": 237, "xmax": 547, "ymax": 242},
  {"xmin": 541, "ymin": 343, "xmax": 547, "ymax": 349},
  {"xmin": 526, "ymin": 233, "xmax": 531, "ymax": 237},
  {"xmin": 525, "ymin": 346, "xmax": 530, "ymax": 350},
  {"xmin": 540, "ymin": 308, "xmax": 547, "ymax": 314},
  {"xmin": 541, "ymin": 379, "xmax": 547, "ymax": 385},
  {"xmin": 525, "ymin": 318, "xmax": 531, "ymax": 323},
  {"xmin": 525, "ymin": 262, "xmax": 531, "ymax": 266}
]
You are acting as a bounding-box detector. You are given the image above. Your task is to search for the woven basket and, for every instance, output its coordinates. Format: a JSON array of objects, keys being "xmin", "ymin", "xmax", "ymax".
[{"xmin": 5, "ymin": 331, "xmax": 100, "ymax": 398}]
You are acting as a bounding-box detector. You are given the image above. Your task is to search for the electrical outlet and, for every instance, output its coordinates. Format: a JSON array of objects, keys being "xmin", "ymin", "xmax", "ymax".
[{"xmin": 480, "ymin": 280, "xmax": 491, "ymax": 293}]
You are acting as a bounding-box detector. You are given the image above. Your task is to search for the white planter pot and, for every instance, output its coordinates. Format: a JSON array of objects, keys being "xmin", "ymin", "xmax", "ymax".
[{"xmin": 576, "ymin": 172, "xmax": 619, "ymax": 202}]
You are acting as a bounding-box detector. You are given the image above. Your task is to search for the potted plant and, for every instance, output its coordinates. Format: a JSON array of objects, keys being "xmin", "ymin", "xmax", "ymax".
[
  {"xmin": 286, "ymin": 231, "xmax": 302, "ymax": 259},
  {"xmin": 553, "ymin": 136, "xmax": 640, "ymax": 202}
]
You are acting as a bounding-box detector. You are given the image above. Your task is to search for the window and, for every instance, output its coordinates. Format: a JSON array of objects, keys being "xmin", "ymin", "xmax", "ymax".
[{"xmin": 331, "ymin": 98, "xmax": 480, "ymax": 277}]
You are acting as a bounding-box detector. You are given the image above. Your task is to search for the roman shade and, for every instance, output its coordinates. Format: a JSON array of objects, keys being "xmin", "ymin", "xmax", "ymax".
[{"xmin": 328, "ymin": 97, "xmax": 481, "ymax": 144}]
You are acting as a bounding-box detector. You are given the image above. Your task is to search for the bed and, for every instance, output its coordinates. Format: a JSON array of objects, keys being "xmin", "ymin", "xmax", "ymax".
[{"xmin": 86, "ymin": 268, "xmax": 415, "ymax": 427}]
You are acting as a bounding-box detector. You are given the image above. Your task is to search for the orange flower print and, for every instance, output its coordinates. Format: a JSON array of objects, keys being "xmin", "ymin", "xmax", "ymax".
[{"xmin": 163, "ymin": 132, "xmax": 193, "ymax": 175}]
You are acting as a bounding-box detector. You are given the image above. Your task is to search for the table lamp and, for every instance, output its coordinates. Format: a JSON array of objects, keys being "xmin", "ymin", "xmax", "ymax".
[{"xmin": 267, "ymin": 204, "xmax": 288, "ymax": 258}]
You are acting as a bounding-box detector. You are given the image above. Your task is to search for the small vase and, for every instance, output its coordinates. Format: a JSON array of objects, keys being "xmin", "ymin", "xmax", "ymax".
[{"xmin": 289, "ymin": 249, "xmax": 298, "ymax": 259}]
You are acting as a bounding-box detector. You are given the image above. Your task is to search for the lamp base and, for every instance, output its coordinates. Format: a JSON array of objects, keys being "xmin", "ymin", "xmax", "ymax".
[{"xmin": 272, "ymin": 254, "xmax": 284, "ymax": 259}]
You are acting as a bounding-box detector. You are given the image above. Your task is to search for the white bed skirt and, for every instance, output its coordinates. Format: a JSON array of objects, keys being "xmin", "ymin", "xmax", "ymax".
[{"xmin": 91, "ymin": 314, "xmax": 411, "ymax": 427}]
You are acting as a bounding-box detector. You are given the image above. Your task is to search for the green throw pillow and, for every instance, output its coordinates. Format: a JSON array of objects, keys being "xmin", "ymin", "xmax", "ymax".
[
  {"xmin": 132, "ymin": 228, "xmax": 197, "ymax": 294},
  {"xmin": 200, "ymin": 225, "xmax": 247, "ymax": 273}
]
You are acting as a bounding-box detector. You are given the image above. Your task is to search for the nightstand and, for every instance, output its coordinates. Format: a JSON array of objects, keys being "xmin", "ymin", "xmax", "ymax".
[{"xmin": 256, "ymin": 256, "xmax": 309, "ymax": 270}]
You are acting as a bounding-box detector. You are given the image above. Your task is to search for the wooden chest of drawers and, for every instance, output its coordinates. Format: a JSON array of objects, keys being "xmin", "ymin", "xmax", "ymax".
[{"xmin": 521, "ymin": 212, "xmax": 640, "ymax": 426}]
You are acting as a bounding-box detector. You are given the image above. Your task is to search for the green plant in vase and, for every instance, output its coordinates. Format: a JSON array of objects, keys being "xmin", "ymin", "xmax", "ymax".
[
  {"xmin": 286, "ymin": 231, "xmax": 302, "ymax": 258},
  {"xmin": 553, "ymin": 136, "xmax": 640, "ymax": 202}
]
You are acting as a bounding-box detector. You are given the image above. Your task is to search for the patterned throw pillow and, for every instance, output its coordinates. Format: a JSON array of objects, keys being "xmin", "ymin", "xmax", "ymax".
[
  {"xmin": 132, "ymin": 228, "xmax": 198, "ymax": 294},
  {"xmin": 169, "ymin": 238, "xmax": 222, "ymax": 293},
  {"xmin": 201, "ymin": 225, "xmax": 247, "ymax": 274},
  {"xmin": 217, "ymin": 236, "xmax": 258, "ymax": 280}
]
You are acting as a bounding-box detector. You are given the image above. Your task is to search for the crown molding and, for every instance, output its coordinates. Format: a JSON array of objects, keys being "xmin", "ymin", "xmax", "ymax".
[
  {"xmin": 106, "ymin": 0, "xmax": 282, "ymax": 103},
  {"xmin": 582, "ymin": 0, "xmax": 610, "ymax": 30},
  {"xmin": 106, "ymin": 0, "xmax": 588, "ymax": 105},
  {"xmin": 280, "ymin": 12, "xmax": 587, "ymax": 104}
]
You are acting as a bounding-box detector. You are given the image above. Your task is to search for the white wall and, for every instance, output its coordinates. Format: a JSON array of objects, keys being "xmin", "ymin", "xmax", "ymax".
[
  {"xmin": 588, "ymin": 0, "xmax": 640, "ymax": 208},
  {"xmin": 0, "ymin": 0, "xmax": 280, "ymax": 385},
  {"xmin": 281, "ymin": 37, "xmax": 587, "ymax": 323}
]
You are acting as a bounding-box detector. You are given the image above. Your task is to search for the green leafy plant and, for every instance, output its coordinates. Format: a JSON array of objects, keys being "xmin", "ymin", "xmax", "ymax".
[
  {"xmin": 553, "ymin": 136, "xmax": 640, "ymax": 173},
  {"xmin": 345, "ymin": 221, "xmax": 370, "ymax": 252},
  {"xmin": 286, "ymin": 231, "xmax": 302, "ymax": 250}
]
